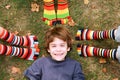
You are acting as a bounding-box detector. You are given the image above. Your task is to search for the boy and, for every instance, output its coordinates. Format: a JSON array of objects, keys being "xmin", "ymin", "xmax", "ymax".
[{"xmin": 24, "ymin": 27, "xmax": 85, "ymax": 80}]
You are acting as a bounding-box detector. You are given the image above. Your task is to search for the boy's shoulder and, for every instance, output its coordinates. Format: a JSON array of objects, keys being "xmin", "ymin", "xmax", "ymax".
[
  {"xmin": 66, "ymin": 57, "xmax": 81, "ymax": 64},
  {"xmin": 34, "ymin": 57, "xmax": 49, "ymax": 63}
]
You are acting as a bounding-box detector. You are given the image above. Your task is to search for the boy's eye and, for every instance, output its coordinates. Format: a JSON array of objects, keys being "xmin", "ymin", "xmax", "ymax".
[
  {"xmin": 52, "ymin": 46, "xmax": 56, "ymax": 47},
  {"xmin": 61, "ymin": 45, "xmax": 65, "ymax": 47},
  {"xmin": 50, "ymin": 43, "xmax": 66, "ymax": 47},
  {"xmin": 51, "ymin": 45, "xmax": 56, "ymax": 47}
]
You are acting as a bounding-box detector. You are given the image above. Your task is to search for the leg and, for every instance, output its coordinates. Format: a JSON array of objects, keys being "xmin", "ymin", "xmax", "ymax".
[
  {"xmin": 77, "ymin": 44, "xmax": 120, "ymax": 62},
  {"xmin": 56, "ymin": 0, "xmax": 72, "ymax": 24},
  {"xmin": 42, "ymin": 0, "xmax": 57, "ymax": 26},
  {"xmin": 75, "ymin": 28, "xmax": 116, "ymax": 40},
  {"xmin": 0, "ymin": 44, "xmax": 40, "ymax": 60},
  {"xmin": 0, "ymin": 26, "xmax": 39, "ymax": 48}
]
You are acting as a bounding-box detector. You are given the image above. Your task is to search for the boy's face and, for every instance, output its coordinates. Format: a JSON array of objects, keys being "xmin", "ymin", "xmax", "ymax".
[{"xmin": 47, "ymin": 37, "xmax": 70, "ymax": 61}]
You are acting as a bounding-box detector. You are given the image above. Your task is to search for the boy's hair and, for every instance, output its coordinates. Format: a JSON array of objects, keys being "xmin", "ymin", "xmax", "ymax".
[{"xmin": 44, "ymin": 27, "xmax": 73, "ymax": 52}]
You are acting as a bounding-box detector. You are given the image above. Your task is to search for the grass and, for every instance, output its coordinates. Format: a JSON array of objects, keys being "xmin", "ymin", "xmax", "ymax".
[{"xmin": 0, "ymin": 0, "xmax": 120, "ymax": 80}]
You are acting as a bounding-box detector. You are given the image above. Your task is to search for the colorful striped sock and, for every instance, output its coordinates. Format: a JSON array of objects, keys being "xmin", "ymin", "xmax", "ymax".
[
  {"xmin": 0, "ymin": 27, "xmax": 39, "ymax": 48},
  {"xmin": 56, "ymin": 0, "xmax": 72, "ymax": 24},
  {"xmin": 77, "ymin": 44, "xmax": 118, "ymax": 60},
  {"xmin": 75, "ymin": 28, "xmax": 116, "ymax": 40},
  {"xmin": 0, "ymin": 44, "xmax": 40, "ymax": 60},
  {"xmin": 42, "ymin": 0, "xmax": 57, "ymax": 26},
  {"xmin": 115, "ymin": 26, "xmax": 120, "ymax": 42}
]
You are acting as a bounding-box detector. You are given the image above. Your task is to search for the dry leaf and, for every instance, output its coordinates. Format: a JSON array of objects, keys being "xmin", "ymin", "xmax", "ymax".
[
  {"xmin": 14, "ymin": 30, "xmax": 19, "ymax": 35},
  {"xmin": 9, "ymin": 78, "xmax": 15, "ymax": 80},
  {"xmin": 84, "ymin": 0, "xmax": 89, "ymax": 4},
  {"xmin": 102, "ymin": 68, "xmax": 107, "ymax": 73},
  {"xmin": 68, "ymin": 18, "xmax": 76, "ymax": 27},
  {"xmin": 112, "ymin": 78, "xmax": 119, "ymax": 80},
  {"xmin": 26, "ymin": 30, "xmax": 32, "ymax": 35},
  {"xmin": 91, "ymin": 5, "xmax": 96, "ymax": 9},
  {"xmin": 27, "ymin": 32, "xmax": 32, "ymax": 35},
  {"xmin": 111, "ymin": 60, "xmax": 115, "ymax": 64},
  {"xmin": 42, "ymin": 54, "xmax": 45, "ymax": 57},
  {"xmin": 5, "ymin": 5, "xmax": 11, "ymax": 9},
  {"xmin": 11, "ymin": 66, "xmax": 21, "ymax": 74},
  {"xmin": 31, "ymin": 2, "xmax": 40, "ymax": 12},
  {"xmin": 99, "ymin": 58, "xmax": 107, "ymax": 64}
]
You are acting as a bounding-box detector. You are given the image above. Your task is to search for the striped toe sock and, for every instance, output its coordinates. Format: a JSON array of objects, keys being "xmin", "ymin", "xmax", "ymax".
[
  {"xmin": 0, "ymin": 27, "xmax": 39, "ymax": 48},
  {"xmin": 43, "ymin": 0, "xmax": 57, "ymax": 26},
  {"xmin": 115, "ymin": 26, "xmax": 120, "ymax": 42},
  {"xmin": 116, "ymin": 46, "xmax": 120, "ymax": 62},
  {"xmin": 0, "ymin": 44, "xmax": 40, "ymax": 60},
  {"xmin": 27, "ymin": 35, "xmax": 39, "ymax": 48},
  {"xmin": 75, "ymin": 28, "xmax": 116, "ymax": 40},
  {"xmin": 77, "ymin": 44, "xmax": 117, "ymax": 60},
  {"xmin": 56, "ymin": 0, "xmax": 72, "ymax": 24}
]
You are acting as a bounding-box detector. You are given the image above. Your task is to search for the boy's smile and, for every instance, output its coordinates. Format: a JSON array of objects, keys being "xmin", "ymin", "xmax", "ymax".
[{"xmin": 48, "ymin": 37, "xmax": 70, "ymax": 61}]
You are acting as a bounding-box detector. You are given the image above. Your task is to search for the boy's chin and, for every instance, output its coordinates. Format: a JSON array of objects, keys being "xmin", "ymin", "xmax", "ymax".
[{"xmin": 53, "ymin": 58, "xmax": 65, "ymax": 61}]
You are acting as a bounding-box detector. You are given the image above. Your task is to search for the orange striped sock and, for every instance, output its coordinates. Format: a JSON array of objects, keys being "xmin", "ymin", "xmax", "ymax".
[
  {"xmin": 43, "ymin": 0, "xmax": 57, "ymax": 26},
  {"xmin": 77, "ymin": 44, "xmax": 117, "ymax": 60},
  {"xmin": 0, "ymin": 44, "xmax": 40, "ymax": 60},
  {"xmin": 56, "ymin": 0, "xmax": 72, "ymax": 24},
  {"xmin": 75, "ymin": 28, "xmax": 116, "ymax": 40},
  {"xmin": 0, "ymin": 27, "xmax": 39, "ymax": 48}
]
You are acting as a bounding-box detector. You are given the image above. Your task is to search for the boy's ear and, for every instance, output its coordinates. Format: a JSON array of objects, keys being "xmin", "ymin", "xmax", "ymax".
[
  {"xmin": 67, "ymin": 47, "xmax": 70, "ymax": 51},
  {"xmin": 47, "ymin": 49, "xmax": 50, "ymax": 53}
]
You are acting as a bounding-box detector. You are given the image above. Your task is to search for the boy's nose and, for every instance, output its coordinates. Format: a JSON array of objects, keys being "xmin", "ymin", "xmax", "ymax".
[{"xmin": 56, "ymin": 47, "xmax": 61, "ymax": 51}]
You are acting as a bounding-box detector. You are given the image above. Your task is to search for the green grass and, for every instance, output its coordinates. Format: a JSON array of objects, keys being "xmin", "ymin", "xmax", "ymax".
[{"xmin": 0, "ymin": 0, "xmax": 120, "ymax": 80}]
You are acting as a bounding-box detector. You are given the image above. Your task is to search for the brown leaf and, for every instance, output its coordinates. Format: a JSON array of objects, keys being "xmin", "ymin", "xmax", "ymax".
[
  {"xmin": 68, "ymin": 18, "xmax": 76, "ymax": 27},
  {"xmin": 42, "ymin": 54, "xmax": 45, "ymax": 57},
  {"xmin": 31, "ymin": 2, "xmax": 40, "ymax": 12},
  {"xmin": 5, "ymin": 5, "xmax": 11, "ymax": 9},
  {"xmin": 27, "ymin": 32, "xmax": 32, "ymax": 35},
  {"xmin": 84, "ymin": 0, "xmax": 89, "ymax": 4},
  {"xmin": 112, "ymin": 78, "xmax": 119, "ymax": 80},
  {"xmin": 111, "ymin": 60, "xmax": 115, "ymax": 64},
  {"xmin": 14, "ymin": 30, "xmax": 19, "ymax": 35},
  {"xmin": 91, "ymin": 5, "xmax": 96, "ymax": 9},
  {"xmin": 11, "ymin": 66, "xmax": 21, "ymax": 74},
  {"xmin": 9, "ymin": 78, "xmax": 15, "ymax": 80},
  {"xmin": 99, "ymin": 58, "xmax": 107, "ymax": 64},
  {"xmin": 102, "ymin": 68, "xmax": 107, "ymax": 73}
]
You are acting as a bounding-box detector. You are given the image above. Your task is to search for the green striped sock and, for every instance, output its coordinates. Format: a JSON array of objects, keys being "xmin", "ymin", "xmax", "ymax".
[
  {"xmin": 43, "ymin": 0, "xmax": 57, "ymax": 26},
  {"xmin": 56, "ymin": 0, "xmax": 72, "ymax": 24}
]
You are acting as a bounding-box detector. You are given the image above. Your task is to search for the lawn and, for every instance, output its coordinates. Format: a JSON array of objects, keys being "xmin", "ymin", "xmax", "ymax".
[{"xmin": 0, "ymin": 0, "xmax": 120, "ymax": 80}]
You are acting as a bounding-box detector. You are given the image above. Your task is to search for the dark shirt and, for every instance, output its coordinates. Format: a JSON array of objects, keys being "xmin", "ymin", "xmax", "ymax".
[{"xmin": 24, "ymin": 56, "xmax": 85, "ymax": 80}]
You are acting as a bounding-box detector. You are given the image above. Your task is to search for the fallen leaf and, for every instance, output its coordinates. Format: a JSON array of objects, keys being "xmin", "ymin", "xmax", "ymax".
[
  {"xmin": 5, "ymin": 5, "xmax": 11, "ymax": 9},
  {"xmin": 9, "ymin": 78, "xmax": 15, "ymax": 80},
  {"xmin": 99, "ymin": 58, "xmax": 107, "ymax": 64},
  {"xmin": 84, "ymin": 0, "xmax": 89, "ymax": 4},
  {"xmin": 68, "ymin": 18, "xmax": 76, "ymax": 27},
  {"xmin": 102, "ymin": 68, "xmax": 107, "ymax": 73},
  {"xmin": 14, "ymin": 30, "xmax": 19, "ymax": 35},
  {"xmin": 111, "ymin": 60, "xmax": 115, "ymax": 64},
  {"xmin": 112, "ymin": 78, "xmax": 119, "ymax": 80},
  {"xmin": 27, "ymin": 32, "xmax": 32, "ymax": 35},
  {"xmin": 11, "ymin": 66, "xmax": 21, "ymax": 74},
  {"xmin": 31, "ymin": 2, "xmax": 40, "ymax": 12},
  {"xmin": 91, "ymin": 4, "xmax": 97, "ymax": 9},
  {"xmin": 42, "ymin": 54, "xmax": 45, "ymax": 57}
]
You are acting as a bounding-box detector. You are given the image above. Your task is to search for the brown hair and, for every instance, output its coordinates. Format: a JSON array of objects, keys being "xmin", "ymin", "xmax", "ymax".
[{"xmin": 44, "ymin": 27, "xmax": 73, "ymax": 52}]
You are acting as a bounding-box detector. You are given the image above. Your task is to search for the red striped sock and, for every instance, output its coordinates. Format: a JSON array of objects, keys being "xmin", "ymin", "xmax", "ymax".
[
  {"xmin": 56, "ymin": 0, "xmax": 72, "ymax": 24},
  {"xmin": 0, "ymin": 27, "xmax": 39, "ymax": 48},
  {"xmin": 77, "ymin": 44, "xmax": 117, "ymax": 60},
  {"xmin": 76, "ymin": 28, "xmax": 116, "ymax": 40},
  {"xmin": 0, "ymin": 43, "xmax": 40, "ymax": 60},
  {"xmin": 43, "ymin": 0, "xmax": 57, "ymax": 26}
]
